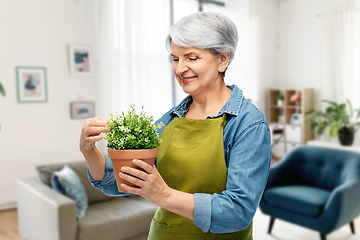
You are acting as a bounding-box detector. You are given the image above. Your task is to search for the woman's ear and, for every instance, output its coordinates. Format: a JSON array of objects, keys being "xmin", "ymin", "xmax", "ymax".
[{"xmin": 218, "ymin": 52, "xmax": 230, "ymax": 72}]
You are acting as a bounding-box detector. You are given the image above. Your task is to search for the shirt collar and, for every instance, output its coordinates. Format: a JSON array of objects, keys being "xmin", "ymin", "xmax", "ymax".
[{"xmin": 170, "ymin": 85, "xmax": 244, "ymax": 118}]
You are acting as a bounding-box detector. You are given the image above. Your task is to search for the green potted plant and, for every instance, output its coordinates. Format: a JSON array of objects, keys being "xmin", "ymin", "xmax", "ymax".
[
  {"xmin": 0, "ymin": 82, "xmax": 5, "ymax": 131},
  {"xmin": 103, "ymin": 105, "xmax": 163, "ymax": 192},
  {"xmin": 0, "ymin": 82, "xmax": 4, "ymax": 97},
  {"xmin": 277, "ymin": 94, "xmax": 284, "ymax": 107},
  {"xmin": 306, "ymin": 99, "xmax": 360, "ymax": 146}
]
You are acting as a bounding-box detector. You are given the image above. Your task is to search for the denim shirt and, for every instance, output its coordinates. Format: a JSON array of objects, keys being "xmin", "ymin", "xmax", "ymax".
[{"xmin": 88, "ymin": 85, "xmax": 271, "ymax": 234}]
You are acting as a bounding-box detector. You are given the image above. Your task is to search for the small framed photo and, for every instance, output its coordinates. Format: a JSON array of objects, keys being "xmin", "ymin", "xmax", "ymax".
[
  {"xmin": 68, "ymin": 45, "xmax": 92, "ymax": 76},
  {"xmin": 16, "ymin": 67, "xmax": 48, "ymax": 103},
  {"xmin": 70, "ymin": 101, "xmax": 95, "ymax": 119}
]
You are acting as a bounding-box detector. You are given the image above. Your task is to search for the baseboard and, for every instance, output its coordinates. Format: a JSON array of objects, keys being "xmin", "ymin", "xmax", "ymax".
[{"xmin": 0, "ymin": 201, "xmax": 17, "ymax": 211}]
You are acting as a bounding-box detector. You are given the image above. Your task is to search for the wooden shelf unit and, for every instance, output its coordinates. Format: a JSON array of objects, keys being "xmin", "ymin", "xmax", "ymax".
[{"xmin": 267, "ymin": 88, "xmax": 315, "ymax": 158}]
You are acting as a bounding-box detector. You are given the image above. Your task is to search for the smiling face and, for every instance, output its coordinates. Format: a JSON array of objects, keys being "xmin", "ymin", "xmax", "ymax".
[{"xmin": 171, "ymin": 41, "xmax": 228, "ymax": 96}]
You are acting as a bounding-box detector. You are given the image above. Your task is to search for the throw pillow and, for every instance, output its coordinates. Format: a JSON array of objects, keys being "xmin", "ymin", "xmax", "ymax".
[
  {"xmin": 50, "ymin": 174, "xmax": 65, "ymax": 194},
  {"xmin": 53, "ymin": 165, "xmax": 88, "ymax": 219}
]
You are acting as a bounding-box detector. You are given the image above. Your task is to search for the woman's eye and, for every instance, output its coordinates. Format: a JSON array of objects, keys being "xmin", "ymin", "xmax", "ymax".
[
  {"xmin": 172, "ymin": 58, "xmax": 179, "ymax": 62},
  {"xmin": 189, "ymin": 57, "xmax": 197, "ymax": 61}
]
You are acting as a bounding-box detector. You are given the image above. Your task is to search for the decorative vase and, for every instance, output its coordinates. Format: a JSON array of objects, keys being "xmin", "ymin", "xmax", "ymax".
[
  {"xmin": 277, "ymin": 100, "xmax": 283, "ymax": 107},
  {"xmin": 338, "ymin": 127, "xmax": 354, "ymax": 146},
  {"xmin": 108, "ymin": 148, "xmax": 158, "ymax": 192}
]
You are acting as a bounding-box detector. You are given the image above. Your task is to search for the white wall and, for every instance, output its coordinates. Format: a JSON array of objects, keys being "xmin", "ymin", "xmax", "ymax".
[
  {"xmin": 277, "ymin": 0, "xmax": 359, "ymax": 144},
  {"xmin": 249, "ymin": 0, "xmax": 278, "ymax": 112},
  {"xmin": 0, "ymin": 0, "xmax": 97, "ymax": 209},
  {"xmin": 222, "ymin": 0, "xmax": 279, "ymax": 112},
  {"xmin": 277, "ymin": 0, "xmax": 355, "ymax": 105}
]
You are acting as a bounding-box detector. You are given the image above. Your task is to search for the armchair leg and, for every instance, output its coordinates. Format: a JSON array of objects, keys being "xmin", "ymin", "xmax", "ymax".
[
  {"xmin": 350, "ymin": 221, "xmax": 355, "ymax": 234},
  {"xmin": 320, "ymin": 233, "xmax": 326, "ymax": 240},
  {"xmin": 268, "ymin": 217, "xmax": 275, "ymax": 234}
]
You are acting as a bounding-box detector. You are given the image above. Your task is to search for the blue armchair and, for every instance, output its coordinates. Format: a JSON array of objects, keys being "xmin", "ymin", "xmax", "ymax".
[{"xmin": 260, "ymin": 145, "xmax": 360, "ymax": 240}]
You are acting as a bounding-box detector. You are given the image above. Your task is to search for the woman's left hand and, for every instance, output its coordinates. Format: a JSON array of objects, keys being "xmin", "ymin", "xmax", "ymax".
[{"xmin": 119, "ymin": 159, "xmax": 171, "ymax": 205}]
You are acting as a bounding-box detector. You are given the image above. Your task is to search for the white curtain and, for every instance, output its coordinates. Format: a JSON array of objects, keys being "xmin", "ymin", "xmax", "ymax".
[
  {"xmin": 93, "ymin": 0, "xmax": 261, "ymax": 120},
  {"xmin": 94, "ymin": 0, "xmax": 172, "ymax": 121},
  {"xmin": 203, "ymin": 4, "xmax": 261, "ymax": 106},
  {"xmin": 320, "ymin": 9, "xmax": 360, "ymax": 143}
]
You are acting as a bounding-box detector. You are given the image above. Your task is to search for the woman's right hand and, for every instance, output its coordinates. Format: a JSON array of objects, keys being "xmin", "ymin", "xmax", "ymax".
[{"xmin": 80, "ymin": 117, "xmax": 109, "ymax": 153}]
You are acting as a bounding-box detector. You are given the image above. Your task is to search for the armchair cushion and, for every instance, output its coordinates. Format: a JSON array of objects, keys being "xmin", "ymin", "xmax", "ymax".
[{"xmin": 263, "ymin": 186, "xmax": 331, "ymax": 217}]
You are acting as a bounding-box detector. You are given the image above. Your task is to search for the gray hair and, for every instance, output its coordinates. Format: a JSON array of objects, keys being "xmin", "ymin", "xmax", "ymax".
[{"xmin": 166, "ymin": 12, "xmax": 238, "ymax": 76}]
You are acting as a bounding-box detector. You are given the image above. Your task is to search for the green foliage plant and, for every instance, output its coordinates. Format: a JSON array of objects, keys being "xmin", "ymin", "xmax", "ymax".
[
  {"xmin": 276, "ymin": 95, "xmax": 284, "ymax": 101},
  {"xmin": 0, "ymin": 82, "xmax": 5, "ymax": 97},
  {"xmin": 103, "ymin": 105, "xmax": 163, "ymax": 150},
  {"xmin": 306, "ymin": 99, "xmax": 360, "ymax": 137}
]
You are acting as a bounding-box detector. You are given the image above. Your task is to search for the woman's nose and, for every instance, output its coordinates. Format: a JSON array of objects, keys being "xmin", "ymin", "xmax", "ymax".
[{"xmin": 174, "ymin": 60, "xmax": 188, "ymax": 75}]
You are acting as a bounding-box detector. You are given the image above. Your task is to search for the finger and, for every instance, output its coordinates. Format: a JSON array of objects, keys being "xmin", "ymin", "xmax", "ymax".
[
  {"xmin": 132, "ymin": 159, "xmax": 154, "ymax": 174},
  {"xmin": 86, "ymin": 126, "xmax": 108, "ymax": 136},
  {"xmin": 121, "ymin": 183, "xmax": 140, "ymax": 195},
  {"xmin": 83, "ymin": 135, "xmax": 104, "ymax": 143},
  {"xmin": 119, "ymin": 171, "xmax": 144, "ymax": 187},
  {"xmin": 94, "ymin": 118, "xmax": 110, "ymax": 127},
  {"xmin": 121, "ymin": 166, "xmax": 148, "ymax": 181},
  {"xmin": 85, "ymin": 117, "xmax": 109, "ymax": 127},
  {"xmin": 82, "ymin": 120, "xmax": 108, "ymax": 135}
]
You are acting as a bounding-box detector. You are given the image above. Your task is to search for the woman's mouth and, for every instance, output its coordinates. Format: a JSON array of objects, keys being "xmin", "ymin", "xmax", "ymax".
[{"xmin": 180, "ymin": 76, "xmax": 197, "ymax": 84}]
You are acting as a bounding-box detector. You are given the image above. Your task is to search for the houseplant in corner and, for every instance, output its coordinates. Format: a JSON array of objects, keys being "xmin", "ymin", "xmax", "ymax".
[
  {"xmin": 103, "ymin": 105, "xmax": 163, "ymax": 192},
  {"xmin": 306, "ymin": 99, "xmax": 360, "ymax": 146}
]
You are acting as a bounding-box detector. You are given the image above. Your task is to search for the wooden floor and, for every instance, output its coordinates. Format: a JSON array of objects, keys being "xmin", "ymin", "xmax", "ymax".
[
  {"xmin": 1, "ymin": 208, "xmax": 360, "ymax": 240},
  {"xmin": 0, "ymin": 209, "xmax": 22, "ymax": 240}
]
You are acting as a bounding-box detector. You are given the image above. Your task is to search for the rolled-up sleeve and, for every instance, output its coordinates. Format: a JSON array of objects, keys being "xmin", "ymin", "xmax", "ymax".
[
  {"xmin": 87, "ymin": 113, "xmax": 173, "ymax": 197},
  {"xmin": 194, "ymin": 122, "xmax": 271, "ymax": 233},
  {"xmin": 87, "ymin": 153, "xmax": 131, "ymax": 196}
]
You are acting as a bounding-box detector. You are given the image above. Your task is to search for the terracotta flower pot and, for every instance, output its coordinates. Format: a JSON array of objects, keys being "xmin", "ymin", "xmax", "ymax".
[{"xmin": 108, "ymin": 148, "xmax": 158, "ymax": 192}]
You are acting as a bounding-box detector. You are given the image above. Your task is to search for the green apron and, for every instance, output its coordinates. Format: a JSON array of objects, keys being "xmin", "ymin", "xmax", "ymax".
[{"xmin": 148, "ymin": 114, "xmax": 253, "ymax": 240}]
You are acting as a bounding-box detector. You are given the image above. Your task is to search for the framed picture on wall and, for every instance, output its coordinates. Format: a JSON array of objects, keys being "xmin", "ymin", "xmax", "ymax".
[
  {"xmin": 16, "ymin": 67, "xmax": 48, "ymax": 103},
  {"xmin": 70, "ymin": 101, "xmax": 95, "ymax": 119},
  {"xmin": 68, "ymin": 45, "xmax": 92, "ymax": 76}
]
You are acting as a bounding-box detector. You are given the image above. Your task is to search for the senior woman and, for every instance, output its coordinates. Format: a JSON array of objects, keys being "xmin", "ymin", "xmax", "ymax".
[{"xmin": 80, "ymin": 12, "xmax": 271, "ymax": 239}]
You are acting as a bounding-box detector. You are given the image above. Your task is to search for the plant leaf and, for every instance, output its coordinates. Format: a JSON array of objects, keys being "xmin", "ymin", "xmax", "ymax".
[
  {"xmin": 322, "ymin": 100, "xmax": 337, "ymax": 106},
  {"xmin": 0, "ymin": 82, "xmax": 5, "ymax": 97},
  {"xmin": 310, "ymin": 122, "xmax": 318, "ymax": 129},
  {"xmin": 347, "ymin": 99, "xmax": 353, "ymax": 119},
  {"xmin": 329, "ymin": 125, "xmax": 339, "ymax": 137},
  {"xmin": 317, "ymin": 125, "xmax": 326, "ymax": 135}
]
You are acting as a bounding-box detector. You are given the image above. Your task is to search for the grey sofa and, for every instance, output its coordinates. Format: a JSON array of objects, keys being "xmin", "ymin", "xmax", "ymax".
[{"xmin": 17, "ymin": 161, "xmax": 158, "ymax": 240}]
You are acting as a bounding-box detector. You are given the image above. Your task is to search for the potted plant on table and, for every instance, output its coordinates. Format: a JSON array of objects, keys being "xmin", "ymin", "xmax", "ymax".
[
  {"xmin": 103, "ymin": 105, "xmax": 163, "ymax": 192},
  {"xmin": 306, "ymin": 99, "xmax": 360, "ymax": 146},
  {"xmin": 277, "ymin": 95, "xmax": 284, "ymax": 107}
]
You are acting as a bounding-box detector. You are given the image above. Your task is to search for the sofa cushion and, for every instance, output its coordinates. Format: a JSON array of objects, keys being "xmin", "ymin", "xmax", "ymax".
[
  {"xmin": 36, "ymin": 161, "xmax": 113, "ymax": 204},
  {"xmin": 77, "ymin": 195, "xmax": 158, "ymax": 240},
  {"xmin": 50, "ymin": 174, "xmax": 65, "ymax": 194},
  {"xmin": 54, "ymin": 165, "xmax": 88, "ymax": 219},
  {"xmin": 263, "ymin": 186, "xmax": 331, "ymax": 217}
]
